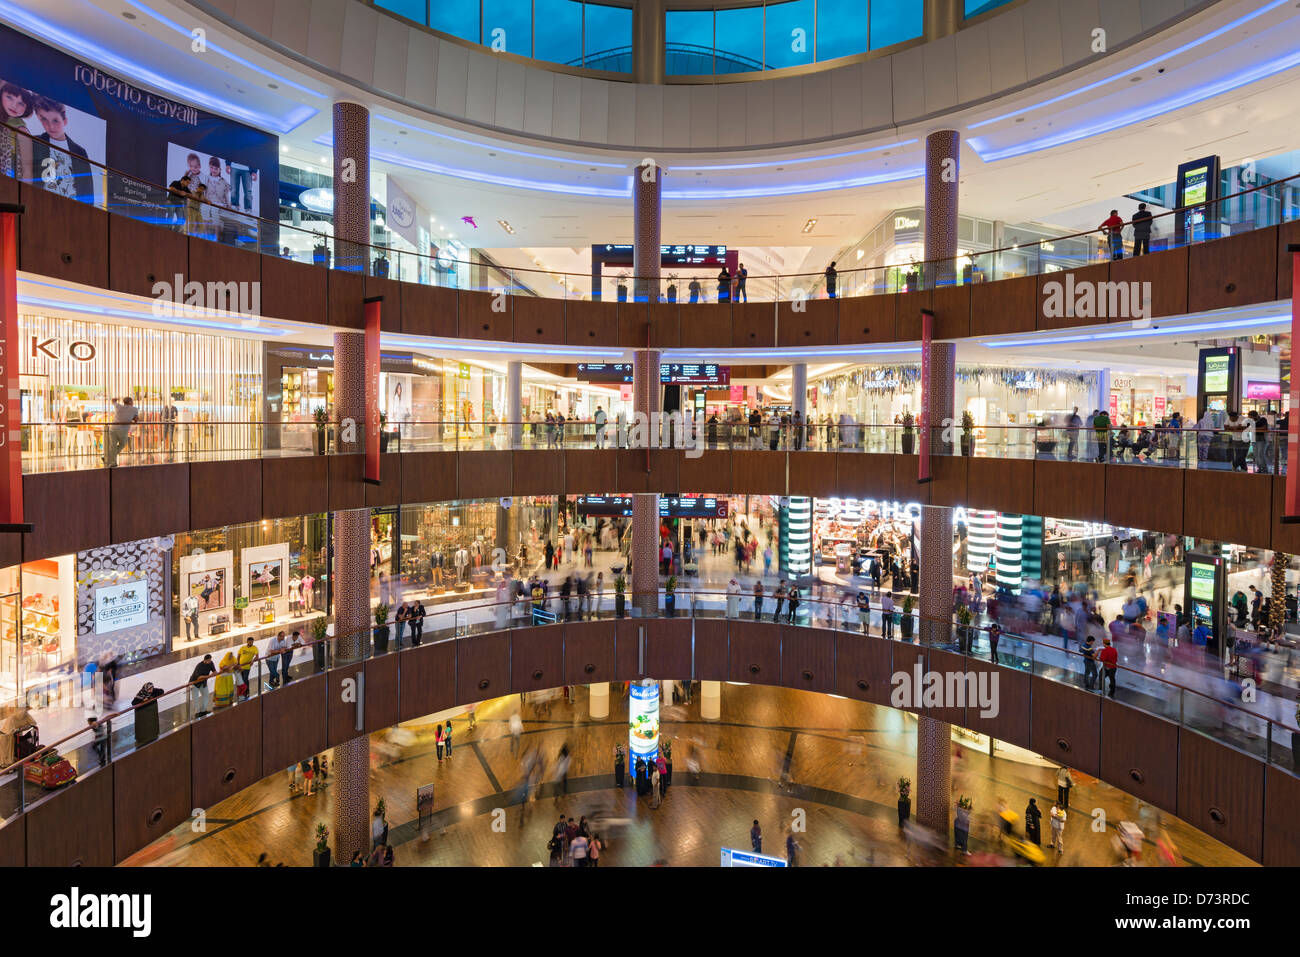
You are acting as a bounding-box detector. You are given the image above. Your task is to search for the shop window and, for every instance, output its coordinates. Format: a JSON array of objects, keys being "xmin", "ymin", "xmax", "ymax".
[
  {"xmin": 429, "ymin": 0, "xmax": 481, "ymax": 43},
  {"xmin": 714, "ymin": 5, "xmax": 765, "ymax": 74},
  {"xmin": 535, "ymin": 0, "xmax": 585, "ymax": 65},
  {"xmin": 376, "ymin": 0, "xmax": 427, "ymax": 26},
  {"xmin": 764, "ymin": 0, "xmax": 814, "ymax": 69},
  {"xmin": 869, "ymin": 0, "xmax": 922, "ymax": 49},
  {"xmin": 815, "ymin": 0, "xmax": 868, "ymax": 61},
  {"xmin": 483, "ymin": 0, "xmax": 533, "ymax": 56}
]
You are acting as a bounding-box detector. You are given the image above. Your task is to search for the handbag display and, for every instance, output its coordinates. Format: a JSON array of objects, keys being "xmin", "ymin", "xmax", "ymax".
[{"xmin": 209, "ymin": 614, "xmax": 230, "ymax": 635}]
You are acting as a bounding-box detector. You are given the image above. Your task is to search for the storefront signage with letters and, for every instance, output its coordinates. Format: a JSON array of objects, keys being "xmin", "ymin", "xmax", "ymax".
[
  {"xmin": 29, "ymin": 337, "xmax": 97, "ymax": 361},
  {"xmin": 94, "ymin": 579, "xmax": 149, "ymax": 634}
]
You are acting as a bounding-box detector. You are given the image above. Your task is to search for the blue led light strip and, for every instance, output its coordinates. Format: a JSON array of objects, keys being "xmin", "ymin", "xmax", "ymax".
[
  {"xmin": 672, "ymin": 139, "xmax": 919, "ymax": 171},
  {"xmin": 980, "ymin": 312, "xmax": 1287, "ymax": 348}
]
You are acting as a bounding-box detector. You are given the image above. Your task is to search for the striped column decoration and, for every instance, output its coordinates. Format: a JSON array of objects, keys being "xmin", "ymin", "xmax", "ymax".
[
  {"xmin": 923, "ymin": 129, "xmax": 960, "ymax": 289},
  {"xmin": 918, "ymin": 504, "xmax": 953, "ymax": 646},
  {"xmin": 332, "ymin": 101, "xmax": 371, "ymax": 274},
  {"xmin": 632, "ymin": 160, "xmax": 662, "ymax": 304},
  {"xmin": 995, "ymin": 513, "xmax": 1024, "ymax": 594}
]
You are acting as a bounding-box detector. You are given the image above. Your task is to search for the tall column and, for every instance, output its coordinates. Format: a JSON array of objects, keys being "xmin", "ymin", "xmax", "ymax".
[
  {"xmin": 633, "ymin": 160, "xmax": 662, "ymax": 305},
  {"xmin": 507, "ymin": 360, "xmax": 523, "ymax": 448},
  {"xmin": 915, "ymin": 713, "xmax": 952, "ymax": 832},
  {"xmin": 589, "ymin": 682, "xmax": 610, "ymax": 720},
  {"xmin": 332, "ymin": 100, "xmax": 371, "ymax": 274},
  {"xmin": 924, "ymin": 0, "xmax": 962, "ymax": 42},
  {"xmin": 1096, "ymin": 369, "xmax": 1112, "ymax": 420},
  {"xmin": 632, "ymin": 0, "xmax": 666, "ymax": 85},
  {"xmin": 631, "ymin": 349, "xmax": 661, "ymax": 615},
  {"xmin": 700, "ymin": 680, "xmax": 721, "ymax": 720},
  {"xmin": 331, "ymin": 330, "xmax": 371, "ymax": 863},
  {"xmin": 791, "ymin": 363, "xmax": 808, "ymax": 422},
  {"xmin": 923, "ymin": 129, "xmax": 960, "ymax": 290}
]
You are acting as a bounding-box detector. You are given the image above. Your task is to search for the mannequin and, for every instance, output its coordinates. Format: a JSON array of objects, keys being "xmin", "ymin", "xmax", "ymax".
[
  {"xmin": 454, "ymin": 546, "xmax": 470, "ymax": 583},
  {"xmin": 287, "ymin": 574, "xmax": 301, "ymax": 616},
  {"xmin": 299, "ymin": 573, "xmax": 315, "ymax": 613}
]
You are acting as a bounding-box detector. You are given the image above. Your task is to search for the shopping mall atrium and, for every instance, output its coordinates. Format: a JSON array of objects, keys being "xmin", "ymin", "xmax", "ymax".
[{"xmin": 0, "ymin": 0, "xmax": 1298, "ymax": 900}]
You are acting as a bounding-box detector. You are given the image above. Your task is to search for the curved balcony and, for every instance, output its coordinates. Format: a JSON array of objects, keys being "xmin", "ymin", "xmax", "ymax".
[{"xmin": 1, "ymin": 592, "xmax": 1295, "ymax": 865}]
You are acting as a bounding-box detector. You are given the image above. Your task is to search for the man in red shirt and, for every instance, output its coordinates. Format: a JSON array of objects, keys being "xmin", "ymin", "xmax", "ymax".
[
  {"xmin": 1099, "ymin": 209, "xmax": 1125, "ymax": 261},
  {"xmin": 1098, "ymin": 636, "xmax": 1119, "ymax": 697}
]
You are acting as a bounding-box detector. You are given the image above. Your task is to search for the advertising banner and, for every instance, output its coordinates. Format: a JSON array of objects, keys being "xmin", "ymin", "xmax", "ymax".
[
  {"xmin": 94, "ymin": 579, "xmax": 149, "ymax": 634},
  {"xmin": 0, "ymin": 21, "xmax": 279, "ymax": 224},
  {"xmin": 365, "ymin": 298, "xmax": 382, "ymax": 484},
  {"xmin": 1287, "ymin": 244, "xmax": 1300, "ymax": 520},
  {"xmin": 628, "ymin": 680, "xmax": 660, "ymax": 772},
  {"xmin": 919, "ymin": 309, "xmax": 933, "ymax": 483},
  {"xmin": 385, "ymin": 175, "xmax": 420, "ymax": 247},
  {"xmin": 0, "ymin": 205, "xmax": 23, "ymax": 530}
]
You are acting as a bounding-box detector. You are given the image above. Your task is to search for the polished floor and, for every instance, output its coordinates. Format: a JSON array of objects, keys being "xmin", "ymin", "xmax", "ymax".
[{"xmin": 123, "ymin": 684, "xmax": 1252, "ymax": 867}]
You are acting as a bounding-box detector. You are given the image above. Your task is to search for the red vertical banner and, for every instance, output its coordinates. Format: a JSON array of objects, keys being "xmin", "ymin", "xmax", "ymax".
[
  {"xmin": 919, "ymin": 308, "xmax": 933, "ymax": 484},
  {"xmin": 0, "ymin": 205, "xmax": 27, "ymax": 532},
  {"xmin": 1285, "ymin": 245, "xmax": 1300, "ymax": 520},
  {"xmin": 364, "ymin": 296, "xmax": 382, "ymax": 486}
]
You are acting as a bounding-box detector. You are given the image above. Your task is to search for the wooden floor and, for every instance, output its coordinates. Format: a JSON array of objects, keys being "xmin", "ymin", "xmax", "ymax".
[{"xmin": 122, "ymin": 684, "xmax": 1254, "ymax": 868}]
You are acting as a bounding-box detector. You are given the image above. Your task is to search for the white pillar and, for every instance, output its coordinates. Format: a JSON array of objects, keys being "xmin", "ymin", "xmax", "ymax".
[
  {"xmin": 791, "ymin": 363, "xmax": 808, "ymax": 420},
  {"xmin": 1095, "ymin": 369, "xmax": 1111, "ymax": 419},
  {"xmin": 507, "ymin": 360, "xmax": 522, "ymax": 447},
  {"xmin": 589, "ymin": 682, "xmax": 609, "ymax": 719},
  {"xmin": 700, "ymin": 680, "xmax": 721, "ymax": 720}
]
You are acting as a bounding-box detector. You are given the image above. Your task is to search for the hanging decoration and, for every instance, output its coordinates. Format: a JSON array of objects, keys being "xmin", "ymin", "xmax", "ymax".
[{"xmin": 818, "ymin": 364, "xmax": 1098, "ymax": 397}]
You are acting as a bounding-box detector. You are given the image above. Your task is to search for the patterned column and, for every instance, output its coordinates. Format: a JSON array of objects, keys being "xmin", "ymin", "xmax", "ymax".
[
  {"xmin": 927, "ymin": 341, "xmax": 956, "ymax": 458},
  {"xmin": 918, "ymin": 505, "xmax": 953, "ymax": 646},
  {"xmin": 915, "ymin": 715, "xmax": 952, "ymax": 833},
  {"xmin": 332, "ymin": 100, "xmax": 371, "ymax": 274},
  {"xmin": 330, "ymin": 327, "xmax": 372, "ymax": 863},
  {"xmin": 1272, "ymin": 554, "xmax": 1290, "ymax": 630},
  {"xmin": 923, "ymin": 129, "xmax": 960, "ymax": 289},
  {"xmin": 632, "ymin": 349, "xmax": 662, "ymax": 615},
  {"xmin": 632, "ymin": 161, "xmax": 662, "ymax": 304}
]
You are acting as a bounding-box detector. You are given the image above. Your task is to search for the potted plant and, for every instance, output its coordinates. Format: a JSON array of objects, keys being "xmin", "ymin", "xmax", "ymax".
[
  {"xmin": 614, "ymin": 742, "xmax": 626, "ymax": 788},
  {"xmin": 312, "ymin": 240, "xmax": 331, "ymax": 268},
  {"xmin": 897, "ymin": 777, "xmax": 912, "ymax": 827},
  {"xmin": 614, "ymin": 575, "xmax": 627, "ymax": 618},
  {"xmin": 955, "ymin": 795, "xmax": 973, "ymax": 852},
  {"xmin": 664, "ymin": 575, "xmax": 677, "ymax": 617},
  {"xmin": 901, "ymin": 594, "xmax": 915, "ymax": 640},
  {"xmin": 956, "ymin": 605, "xmax": 974, "ymax": 652},
  {"xmin": 314, "ymin": 406, "xmax": 328, "ymax": 455},
  {"xmin": 616, "ymin": 271, "xmax": 629, "ymax": 303},
  {"xmin": 900, "ymin": 411, "xmax": 916, "ymax": 455},
  {"xmin": 313, "ymin": 822, "xmax": 331, "ymax": 867},
  {"xmin": 666, "ymin": 272, "xmax": 678, "ymax": 303},
  {"xmin": 959, "ymin": 410, "xmax": 975, "ymax": 456},
  {"xmin": 373, "ymin": 603, "xmax": 391, "ymax": 655},
  {"xmin": 311, "ymin": 616, "xmax": 329, "ymax": 672}
]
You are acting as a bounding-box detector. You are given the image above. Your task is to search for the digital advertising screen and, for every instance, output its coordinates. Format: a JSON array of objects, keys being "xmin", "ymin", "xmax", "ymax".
[
  {"xmin": 1203, "ymin": 355, "xmax": 1230, "ymax": 394},
  {"xmin": 628, "ymin": 680, "xmax": 660, "ymax": 771},
  {"xmin": 1189, "ymin": 562, "xmax": 1217, "ymax": 602}
]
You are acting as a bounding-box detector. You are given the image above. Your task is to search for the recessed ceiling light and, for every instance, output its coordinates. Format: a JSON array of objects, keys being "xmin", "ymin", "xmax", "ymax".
[
  {"xmin": 802, "ymin": 218, "xmax": 817, "ymax": 233},
  {"xmin": 121, "ymin": 10, "xmax": 136, "ymax": 18},
  {"xmin": 319, "ymin": 156, "xmax": 329, "ymax": 163},
  {"xmin": 1015, "ymin": 117, "xmax": 1025, "ymax": 123},
  {"xmin": 1130, "ymin": 75, "xmax": 1142, "ymax": 82},
  {"xmin": 267, "ymin": 82, "xmax": 279, "ymax": 89},
  {"xmin": 488, "ymin": 152, "xmax": 497, "ymax": 157},
  {"xmin": 280, "ymin": 145, "xmax": 288, "ymax": 153},
  {"xmin": 776, "ymin": 167, "xmax": 784, "ymax": 171},
  {"xmin": 589, "ymin": 167, "xmax": 597, "ymax": 172},
  {"xmin": 498, "ymin": 219, "xmax": 516, "ymax": 234},
  {"xmin": 398, "ymin": 129, "xmax": 407, "ymax": 135}
]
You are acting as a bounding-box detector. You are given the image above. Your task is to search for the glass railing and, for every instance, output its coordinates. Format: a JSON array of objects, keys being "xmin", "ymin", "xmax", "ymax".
[
  {"xmin": 4, "ymin": 125, "xmax": 1298, "ymax": 306},
  {"xmin": 2, "ymin": 588, "xmax": 1295, "ymax": 829},
  {"xmin": 17, "ymin": 419, "xmax": 1289, "ymax": 476}
]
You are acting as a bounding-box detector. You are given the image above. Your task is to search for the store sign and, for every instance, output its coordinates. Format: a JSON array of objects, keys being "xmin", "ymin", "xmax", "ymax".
[
  {"xmin": 1246, "ymin": 381, "xmax": 1281, "ymax": 400},
  {"xmin": 659, "ymin": 495, "xmax": 728, "ymax": 518},
  {"xmin": 594, "ymin": 244, "xmax": 727, "ymax": 266},
  {"xmin": 576, "ymin": 495, "xmax": 634, "ymax": 516},
  {"xmin": 576, "ymin": 362, "xmax": 634, "ymax": 383},
  {"xmin": 94, "ymin": 580, "xmax": 149, "ymax": 634},
  {"xmin": 365, "ymin": 298, "xmax": 382, "ymax": 485},
  {"xmin": 660, "ymin": 363, "xmax": 729, "ymax": 385},
  {"xmin": 1153, "ymin": 396, "xmax": 1167, "ymax": 416},
  {"xmin": 894, "ymin": 215, "xmax": 920, "ymax": 231},
  {"xmin": 721, "ymin": 848, "xmax": 787, "ymax": 868},
  {"xmin": 730, "ymin": 384, "xmax": 744, "ymax": 403},
  {"xmin": 29, "ymin": 337, "xmax": 97, "ymax": 361}
]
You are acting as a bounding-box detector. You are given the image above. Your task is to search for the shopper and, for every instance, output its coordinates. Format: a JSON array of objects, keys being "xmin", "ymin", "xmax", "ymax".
[
  {"xmin": 394, "ymin": 601, "xmax": 409, "ymax": 648},
  {"xmin": 786, "ymin": 831, "xmax": 799, "ymax": 867},
  {"xmin": 736, "ymin": 262, "xmax": 748, "ymax": 302},
  {"xmin": 88, "ymin": 716, "xmax": 108, "ymax": 767},
  {"xmin": 589, "ymin": 833, "xmax": 603, "ymax": 867},
  {"xmin": 284, "ymin": 630, "xmax": 300, "ymax": 683},
  {"xmin": 825, "ymin": 261, "xmax": 838, "ymax": 298},
  {"xmin": 570, "ymin": 830, "xmax": 589, "ymax": 866},
  {"xmin": 189, "ymin": 653, "xmax": 215, "ymax": 717},
  {"xmin": 265, "ymin": 632, "xmax": 286, "ymax": 688},
  {"xmin": 1131, "ymin": 202, "xmax": 1153, "ymax": 256},
  {"xmin": 1098, "ymin": 636, "xmax": 1119, "ymax": 697},
  {"xmin": 237, "ymin": 635, "xmax": 258, "ymax": 698},
  {"xmin": 435, "ymin": 723, "xmax": 444, "ymax": 761},
  {"xmin": 300, "ymin": 757, "xmax": 314, "ymax": 795},
  {"xmin": 773, "ymin": 580, "xmax": 787, "ymax": 622},
  {"xmin": 857, "ymin": 590, "xmax": 871, "ymax": 633},
  {"xmin": 371, "ymin": 805, "xmax": 387, "ymax": 850},
  {"xmin": 1050, "ymin": 802, "xmax": 1066, "ymax": 854},
  {"xmin": 1056, "ymin": 766, "xmax": 1073, "ymax": 810},
  {"xmin": 409, "ymin": 600, "xmax": 425, "ymax": 645},
  {"xmin": 752, "ymin": 579, "xmax": 764, "ymax": 619},
  {"xmin": 717, "ymin": 265, "xmax": 731, "ymax": 303},
  {"xmin": 954, "ymin": 800, "xmax": 971, "ymax": 854},
  {"xmin": 1081, "ymin": 634, "xmax": 1098, "ymax": 689},
  {"xmin": 104, "ymin": 396, "xmax": 138, "ymax": 467},
  {"xmin": 1024, "ymin": 797, "xmax": 1042, "ymax": 845},
  {"xmin": 444, "ymin": 719, "xmax": 453, "ymax": 757},
  {"xmin": 510, "ymin": 711, "xmax": 523, "ymax": 756},
  {"xmin": 881, "ymin": 591, "xmax": 895, "ymax": 640},
  {"xmin": 1098, "ymin": 209, "xmax": 1125, "ymax": 260},
  {"xmin": 750, "ymin": 819, "xmax": 762, "ymax": 854},
  {"xmin": 786, "ymin": 584, "xmax": 800, "ymax": 623}
]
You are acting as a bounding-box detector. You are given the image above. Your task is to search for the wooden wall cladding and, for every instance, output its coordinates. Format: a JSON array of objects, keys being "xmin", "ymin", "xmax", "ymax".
[
  {"xmin": 835, "ymin": 453, "xmax": 895, "ymax": 500},
  {"xmin": 188, "ymin": 234, "xmax": 259, "ymax": 290},
  {"xmin": 456, "ymin": 632, "xmax": 510, "ymax": 705},
  {"xmin": 561, "ymin": 619, "xmax": 617, "ymax": 686},
  {"xmin": 401, "ymin": 451, "xmax": 459, "ymax": 505},
  {"xmin": 641, "ymin": 617, "xmax": 693, "ymax": 679},
  {"xmin": 262, "ymin": 455, "xmax": 328, "ymax": 519},
  {"xmin": 24, "ymin": 765, "xmax": 115, "ymax": 866},
  {"xmin": 457, "ymin": 449, "xmax": 512, "ymax": 500},
  {"xmin": 565, "ymin": 299, "xmax": 617, "ymax": 346},
  {"xmin": 838, "ymin": 293, "xmax": 896, "ymax": 343},
  {"xmin": 970, "ymin": 274, "xmax": 1036, "ymax": 337},
  {"xmin": 509, "ymin": 625, "xmax": 565, "ymax": 694},
  {"xmin": 0, "ymin": 817, "xmax": 23, "ymax": 867},
  {"xmin": 512, "ymin": 450, "xmax": 564, "ymax": 497},
  {"xmin": 110, "ymin": 463, "xmax": 190, "ymax": 544},
  {"xmin": 364, "ymin": 651, "xmax": 400, "ymax": 733},
  {"xmin": 397, "ymin": 639, "xmax": 457, "ymax": 722},
  {"xmin": 920, "ymin": 648, "xmax": 969, "ymax": 725},
  {"xmin": 962, "ymin": 660, "xmax": 1032, "ymax": 751},
  {"xmin": 1109, "ymin": 246, "xmax": 1188, "ymax": 318},
  {"xmin": 894, "ymin": 289, "xmax": 931, "ymax": 342},
  {"xmin": 964, "ymin": 457, "xmax": 1033, "ymax": 516},
  {"xmin": 1106, "ymin": 463, "xmax": 1182, "ymax": 536},
  {"xmin": 613, "ymin": 618, "xmax": 643, "ymax": 681},
  {"xmin": 109, "ymin": 212, "xmax": 188, "ymax": 298},
  {"xmin": 1262, "ymin": 765, "xmax": 1300, "ymax": 866},
  {"xmin": 644, "ymin": 302, "xmax": 682, "ymax": 348},
  {"xmin": 678, "ymin": 302, "xmax": 732, "ymax": 348},
  {"xmin": 326, "ymin": 453, "xmax": 365, "ymax": 511},
  {"xmin": 693, "ymin": 617, "xmax": 730, "ymax": 680},
  {"xmin": 728, "ymin": 450, "xmax": 783, "ymax": 495},
  {"xmin": 459, "ymin": 290, "xmax": 513, "ymax": 341},
  {"xmin": 565, "ymin": 449, "xmax": 616, "ymax": 495},
  {"xmin": 401, "ymin": 283, "xmax": 458, "ymax": 338},
  {"xmin": 616, "ymin": 448, "xmax": 679, "ymax": 494},
  {"xmin": 926, "ymin": 453, "xmax": 968, "ymax": 509},
  {"xmin": 1100, "ymin": 698, "xmax": 1179, "ymax": 812},
  {"xmin": 1176, "ymin": 729, "xmax": 1264, "ymax": 861},
  {"xmin": 191, "ymin": 459, "xmax": 262, "ymax": 530},
  {"xmin": 191, "ymin": 694, "xmax": 263, "ymax": 810},
  {"xmin": 365, "ymin": 453, "xmax": 404, "ymax": 508},
  {"xmin": 1183, "ymin": 470, "xmax": 1271, "ymax": 548},
  {"xmin": 1278, "ymin": 220, "xmax": 1300, "ymax": 301},
  {"xmin": 113, "ymin": 726, "xmax": 192, "ymax": 863},
  {"xmin": 1033, "ymin": 459, "xmax": 1104, "ymax": 523},
  {"xmin": 678, "ymin": 449, "xmax": 729, "ymax": 494},
  {"xmin": 261, "ymin": 674, "xmax": 327, "ymax": 772},
  {"xmin": 929, "ymin": 283, "xmax": 971, "ymax": 340},
  {"xmin": 778, "ymin": 297, "xmax": 838, "ymax": 347},
  {"xmin": 364, "ymin": 274, "xmax": 404, "ymax": 333},
  {"xmin": 326, "ymin": 662, "xmax": 364, "ymax": 748},
  {"xmin": 727, "ymin": 619, "xmax": 781, "ymax": 685},
  {"xmin": 832, "ymin": 631, "xmax": 893, "ymax": 707},
  {"xmin": 1036, "ymin": 263, "xmax": 1110, "ymax": 330},
  {"xmin": 327, "ymin": 268, "xmax": 365, "ymax": 329},
  {"xmin": 19, "ymin": 184, "xmax": 109, "ymax": 288},
  {"xmin": 261, "ymin": 255, "xmax": 328, "ymax": 324},
  {"xmin": 514, "ymin": 295, "xmax": 567, "ymax": 345},
  {"xmin": 733, "ymin": 301, "xmax": 775, "ymax": 347},
  {"xmin": 1187, "ymin": 226, "xmax": 1279, "ymax": 313},
  {"xmin": 22, "ymin": 469, "xmax": 109, "ymax": 562},
  {"xmin": 889, "ymin": 641, "xmax": 925, "ymax": 715},
  {"xmin": 788, "ymin": 451, "xmax": 838, "ymax": 499},
  {"xmin": 1029, "ymin": 676, "xmax": 1101, "ymax": 777},
  {"xmin": 780, "ymin": 626, "xmax": 836, "ymax": 695}
]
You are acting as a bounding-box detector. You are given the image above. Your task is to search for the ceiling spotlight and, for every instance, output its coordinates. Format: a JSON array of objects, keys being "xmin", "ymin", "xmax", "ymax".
[
  {"xmin": 398, "ymin": 129, "xmax": 407, "ymax": 134},
  {"xmin": 281, "ymin": 145, "xmax": 288, "ymax": 153},
  {"xmin": 267, "ymin": 82, "xmax": 279, "ymax": 90},
  {"xmin": 802, "ymin": 218, "xmax": 817, "ymax": 233},
  {"xmin": 498, "ymin": 219, "xmax": 516, "ymax": 234},
  {"xmin": 121, "ymin": 10, "xmax": 137, "ymax": 18},
  {"xmin": 319, "ymin": 156, "xmax": 329, "ymax": 163}
]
